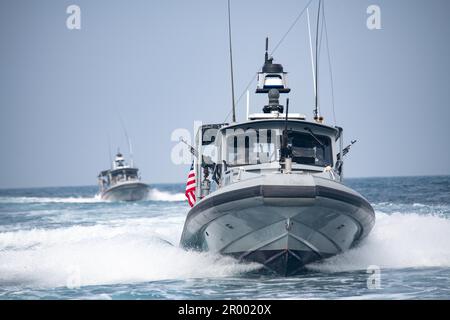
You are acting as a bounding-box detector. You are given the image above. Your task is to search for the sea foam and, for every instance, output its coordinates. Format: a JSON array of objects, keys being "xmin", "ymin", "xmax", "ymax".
[
  {"xmin": 0, "ymin": 218, "xmax": 259, "ymax": 288},
  {"xmin": 308, "ymin": 211, "xmax": 450, "ymax": 272},
  {"xmin": 147, "ymin": 188, "xmax": 185, "ymax": 202}
]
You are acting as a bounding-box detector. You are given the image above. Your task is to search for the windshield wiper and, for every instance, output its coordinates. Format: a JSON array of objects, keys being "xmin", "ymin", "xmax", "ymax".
[{"xmin": 304, "ymin": 128, "xmax": 324, "ymax": 148}]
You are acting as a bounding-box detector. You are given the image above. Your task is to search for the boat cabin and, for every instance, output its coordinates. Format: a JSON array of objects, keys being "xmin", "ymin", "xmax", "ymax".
[
  {"xmin": 219, "ymin": 120, "xmax": 337, "ymax": 169},
  {"xmin": 98, "ymin": 152, "xmax": 140, "ymax": 191},
  {"xmin": 194, "ymin": 118, "xmax": 343, "ymax": 198}
]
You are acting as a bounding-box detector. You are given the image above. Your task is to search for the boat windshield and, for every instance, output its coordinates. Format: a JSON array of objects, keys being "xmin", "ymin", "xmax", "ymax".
[
  {"xmin": 225, "ymin": 128, "xmax": 280, "ymax": 167},
  {"xmin": 224, "ymin": 128, "xmax": 332, "ymax": 167},
  {"xmin": 110, "ymin": 168, "xmax": 139, "ymax": 184},
  {"xmin": 288, "ymin": 131, "xmax": 332, "ymax": 167}
]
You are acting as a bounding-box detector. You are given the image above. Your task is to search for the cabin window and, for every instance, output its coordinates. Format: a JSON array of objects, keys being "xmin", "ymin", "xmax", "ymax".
[
  {"xmin": 222, "ymin": 125, "xmax": 334, "ymax": 169},
  {"xmin": 223, "ymin": 127, "xmax": 332, "ymax": 168},
  {"xmin": 116, "ymin": 160, "xmax": 125, "ymax": 167},
  {"xmin": 225, "ymin": 129, "xmax": 280, "ymax": 166},
  {"xmin": 288, "ymin": 131, "xmax": 332, "ymax": 167}
]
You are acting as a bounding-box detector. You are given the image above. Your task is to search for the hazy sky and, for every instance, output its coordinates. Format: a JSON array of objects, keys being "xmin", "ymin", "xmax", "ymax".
[{"xmin": 1, "ymin": 0, "xmax": 449, "ymax": 188}]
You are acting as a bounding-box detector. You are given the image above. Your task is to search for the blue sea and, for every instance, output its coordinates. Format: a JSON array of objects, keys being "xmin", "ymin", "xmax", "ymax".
[{"xmin": 0, "ymin": 176, "xmax": 449, "ymax": 300}]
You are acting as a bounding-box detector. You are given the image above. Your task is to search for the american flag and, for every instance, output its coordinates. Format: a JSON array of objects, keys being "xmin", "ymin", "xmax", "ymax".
[{"xmin": 185, "ymin": 162, "xmax": 196, "ymax": 207}]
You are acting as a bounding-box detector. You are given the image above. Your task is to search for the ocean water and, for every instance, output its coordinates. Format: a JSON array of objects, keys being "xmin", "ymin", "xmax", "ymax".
[{"xmin": 0, "ymin": 176, "xmax": 449, "ymax": 300}]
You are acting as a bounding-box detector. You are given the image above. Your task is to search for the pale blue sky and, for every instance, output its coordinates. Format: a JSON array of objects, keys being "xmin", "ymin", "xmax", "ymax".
[{"xmin": 0, "ymin": 0, "xmax": 449, "ymax": 188}]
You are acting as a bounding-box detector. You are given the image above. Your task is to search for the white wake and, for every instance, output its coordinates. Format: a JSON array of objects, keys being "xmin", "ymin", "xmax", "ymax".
[
  {"xmin": 147, "ymin": 188, "xmax": 185, "ymax": 202},
  {"xmin": 0, "ymin": 188, "xmax": 185, "ymax": 204},
  {"xmin": 0, "ymin": 218, "xmax": 259, "ymax": 288},
  {"xmin": 0, "ymin": 196, "xmax": 102, "ymax": 204},
  {"xmin": 308, "ymin": 211, "xmax": 450, "ymax": 272}
]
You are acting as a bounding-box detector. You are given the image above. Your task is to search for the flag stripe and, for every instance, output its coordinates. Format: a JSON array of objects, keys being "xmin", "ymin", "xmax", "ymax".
[{"xmin": 185, "ymin": 162, "xmax": 196, "ymax": 207}]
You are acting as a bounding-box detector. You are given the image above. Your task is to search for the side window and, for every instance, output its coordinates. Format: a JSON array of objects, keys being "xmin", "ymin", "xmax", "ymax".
[{"xmin": 290, "ymin": 132, "xmax": 332, "ymax": 167}]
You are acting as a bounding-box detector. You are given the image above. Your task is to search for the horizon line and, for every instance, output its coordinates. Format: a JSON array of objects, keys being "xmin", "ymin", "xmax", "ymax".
[{"xmin": 1, "ymin": 173, "xmax": 449, "ymax": 191}]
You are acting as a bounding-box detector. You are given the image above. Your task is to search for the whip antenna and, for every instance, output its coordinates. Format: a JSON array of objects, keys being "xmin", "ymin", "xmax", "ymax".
[
  {"xmin": 108, "ymin": 135, "xmax": 113, "ymax": 169},
  {"xmin": 314, "ymin": 0, "xmax": 324, "ymax": 123},
  {"xmin": 307, "ymin": 8, "xmax": 317, "ymax": 99},
  {"xmin": 119, "ymin": 116, "xmax": 134, "ymax": 168},
  {"xmin": 227, "ymin": 0, "xmax": 236, "ymax": 122}
]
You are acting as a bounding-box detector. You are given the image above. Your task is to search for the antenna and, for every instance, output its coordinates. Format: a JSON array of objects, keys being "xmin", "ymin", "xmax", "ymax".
[
  {"xmin": 119, "ymin": 115, "xmax": 134, "ymax": 168},
  {"xmin": 108, "ymin": 135, "xmax": 113, "ymax": 169},
  {"xmin": 180, "ymin": 138, "xmax": 199, "ymax": 158},
  {"xmin": 314, "ymin": 0, "xmax": 323, "ymax": 123},
  {"xmin": 265, "ymin": 37, "xmax": 269, "ymax": 62},
  {"xmin": 280, "ymin": 98, "xmax": 292, "ymax": 173},
  {"xmin": 322, "ymin": 0, "xmax": 337, "ymax": 125},
  {"xmin": 285, "ymin": 98, "xmax": 289, "ymax": 132},
  {"xmin": 307, "ymin": 8, "xmax": 317, "ymax": 98},
  {"xmin": 281, "ymin": 98, "xmax": 290, "ymax": 157},
  {"xmin": 227, "ymin": 0, "xmax": 236, "ymax": 123},
  {"xmin": 222, "ymin": 0, "xmax": 313, "ymax": 123},
  {"xmin": 127, "ymin": 135, "xmax": 134, "ymax": 167},
  {"xmin": 246, "ymin": 90, "xmax": 250, "ymax": 120}
]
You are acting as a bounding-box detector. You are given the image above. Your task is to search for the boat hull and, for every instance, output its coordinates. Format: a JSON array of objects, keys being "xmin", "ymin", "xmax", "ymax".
[
  {"xmin": 101, "ymin": 181, "xmax": 149, "ymax": 201},
  {"xmin": 180, "ymin": 174, "xmax": 375, "ymax": 276}
]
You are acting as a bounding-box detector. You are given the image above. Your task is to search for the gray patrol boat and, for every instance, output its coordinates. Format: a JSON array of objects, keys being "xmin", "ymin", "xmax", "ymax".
[
  {"xmin": 180, "ymin": 41, "xmax": 375, "ymax": 276},
  {"xmin": 98, "ymin": 151, "xmax": 149, "ymax": 201}
]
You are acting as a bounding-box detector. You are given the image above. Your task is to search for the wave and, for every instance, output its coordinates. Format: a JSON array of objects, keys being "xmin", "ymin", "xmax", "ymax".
[
  {"xmin": 2, "ymin": 197, "xmax": 449, "ymax": 288},
  {"xmin": 0, "ymin": 196, "xmax": 102, "ymax": 204},
  {"xmin": 372, "ymin": 202, "xmax": 450, "ymax": 217},
  {"xmin": 308, "ymin": 211, "xmax": 450, "ymax": 272},
  {"xmin": 147, "ymin": 188, "xmax": 185, "ymax": 202},
  {"xmin": 0, "ymin": 222, "xmax": 260, "ymax": 288},
  {"xmin": 0, "ymin": 188, "xmax": 185, "ymax": 204}
]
